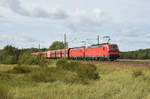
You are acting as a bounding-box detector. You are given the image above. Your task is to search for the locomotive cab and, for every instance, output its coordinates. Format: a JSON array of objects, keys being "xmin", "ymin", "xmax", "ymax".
[{"xmin": 107, "ymin": 44, "xmax": 120, "ymax": 61}]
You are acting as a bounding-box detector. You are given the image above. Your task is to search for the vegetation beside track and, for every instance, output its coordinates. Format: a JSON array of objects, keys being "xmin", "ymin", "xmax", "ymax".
[
  {"xmin": 0, "ymin": 60, "xmax": 150, "ymax": 99},
  {"xmin": 0, "ymin": 41, "xmax": 65, "ymax": 65},
  {"xmin": 120, "ymin": 48, "xmax": 150, "ymax": 59}
]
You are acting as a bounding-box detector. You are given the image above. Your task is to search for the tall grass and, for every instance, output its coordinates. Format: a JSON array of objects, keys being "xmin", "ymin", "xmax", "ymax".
[
  {"xmin": 0, "ymin": 62, "xmax": 150, "ymax": 99},
  {"xmin": 0, "ymin": 84, "xmax": 13, "ymax": 99}
]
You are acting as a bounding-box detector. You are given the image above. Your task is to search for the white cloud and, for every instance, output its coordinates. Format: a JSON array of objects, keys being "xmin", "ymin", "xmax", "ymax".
[
  {"xmin": 0, "ymin": 0, "xmax": 104, "ymax": 32},
  {"xmin": 0, "ymin": 0, "xmax": 68, "ymax": 19},
  {"xmin": 0, "ymin": 0, "xmax": 29, "ymax": 16},
  {"xmin": 30, "ymin": 7, "xmax": 68, "ymax": 19},
  {"xmin": 93, "ymin": 8, "xmax": 102, "ymax": 21},
  {"xmin": 120, "ymin": 25, "xmax": 139, "ymax": 37},
  {"xmin": 0, "ymin": 34, "xmax": 44, "ymax": 49},
  {"xmin": 64, "ymin": 8, "xmax": 104, "ymax": 32}
]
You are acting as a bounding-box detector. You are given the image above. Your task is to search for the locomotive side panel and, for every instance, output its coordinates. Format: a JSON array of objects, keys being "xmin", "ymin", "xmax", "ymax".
[
  {"xmin": 69, "ymin": 47, "xmax": 84, "ymax": 59},
  {"xmin": 85, "ymin": 45, "xmax": 109, "ymax": 60}
]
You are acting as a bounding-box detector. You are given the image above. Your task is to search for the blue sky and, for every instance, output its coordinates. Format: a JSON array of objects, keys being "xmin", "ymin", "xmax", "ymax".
[{"xmin": 0, "ymin": 0, "xmax": 150, "ymax": 51}]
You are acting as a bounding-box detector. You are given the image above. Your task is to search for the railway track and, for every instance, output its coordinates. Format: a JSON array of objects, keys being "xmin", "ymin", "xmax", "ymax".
[{"xmin": 76, "ymin": 59, "xmax": 150, "ymax": 67}]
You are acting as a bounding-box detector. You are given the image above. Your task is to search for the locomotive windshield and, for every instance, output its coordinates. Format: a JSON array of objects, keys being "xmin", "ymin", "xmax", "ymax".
[{"xmin": 109, "ymin": 45, "xmax": 119, "ymax": 50}]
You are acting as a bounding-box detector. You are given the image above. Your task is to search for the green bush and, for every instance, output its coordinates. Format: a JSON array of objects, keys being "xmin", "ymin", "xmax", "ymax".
[
  {"xmin": 0, "ymin": 45, "xmax": 19, "ymax": 64},
  {"xmin": 30, "ymin": 71, "xmax": 51, "ymax": 82},
  {"xmin": 56, "ymin": 59, "xmax": 68, "ymax": 70},
  {"xmin": 65, "ymin": 61, "xmax": 80, "ymax": 71},
  {"xmin": 38, "ymin": 55, "xmax": 48, "ymax": 68},
  {"xmin": 29, "ymin": 67, "xmax": 79, "ymax": 84},
  {"xmin": 19, "ymin": 53, "xmax": 48, "ymax": 67},
  {"xmin": 59, "ymin": 61, "xmax": 100, "ymax": 80},
  {"xmin": 18, "ymin": 53, "xmax": 36, "ymax": 65},
  {"xmin": 63, "ymin": 71, "xmax": 78, "ymax": 84},
  {"xmin": 56, "ymin": 60, "xmax": 100, "ymax": 84},
  {"xmin": 132, "ymin": 69, "xmax": 143, "ymax": 78},
  {"xmin": 0, "ymin": 55, "xmax": 17, "ymax": 64},
  {"xmin": 77, "ymin": 63, "xmax": 99, "ymax": 80},
  {"xmin": 9, "ymin": 65, "xmax": 32, "ymax": 74},
  {"xmin": 20, "ymin": 59, "xmax": 100, "ymax": 84},
  {"xmin": 0, "ymin": 73, "xmax": 12, "ymax": 80},
  {"xmin": 0, "ymin": 84, "xmax": 13, "ymax": 99},
  {"xmin": 29, "ymin": 67, "xmax": 61, "ymax": 82}
]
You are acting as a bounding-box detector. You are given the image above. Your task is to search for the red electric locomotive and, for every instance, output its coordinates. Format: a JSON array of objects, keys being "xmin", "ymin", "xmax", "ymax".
[
  {"xmin": 85, "ymin": 43, "xmax": 119, "ymax": 61},
  {"xmin": 69, "ymin": 43, "xmax": 119, "ymax": 61}
]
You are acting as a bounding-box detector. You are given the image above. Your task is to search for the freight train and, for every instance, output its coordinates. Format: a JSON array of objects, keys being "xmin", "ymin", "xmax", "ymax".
[{"xmin": 32, "ymin": 43, "xmax": 120, "ymax": 61}]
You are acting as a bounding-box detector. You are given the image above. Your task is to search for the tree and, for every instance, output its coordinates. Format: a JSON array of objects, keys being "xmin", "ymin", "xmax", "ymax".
[
  {"xmin": 49, "ymin": 41, "xmax": 65, "ymax": 50},
  {"xmin": 0, "ymin": 45, "xmax": 19, "ymax": 64}
]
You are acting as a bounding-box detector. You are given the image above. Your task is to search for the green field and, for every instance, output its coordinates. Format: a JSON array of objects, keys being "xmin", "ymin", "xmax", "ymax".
[{"xmin": 0, "ymin": 61, "xmax": 150, "ymax": 99}]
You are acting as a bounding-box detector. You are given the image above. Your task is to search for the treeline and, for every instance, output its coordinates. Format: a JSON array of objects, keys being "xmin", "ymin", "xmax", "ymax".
[
  {"xmin": 0, "ymin": 41, "xmax": 65, "ymax": 64},
  {"xmin": 120, "ymin": 49, "xmax": 150, "ymax": 59},
  {"xmin": 0, "ymin": 45, "xmax": 46, "ymax": 64}
]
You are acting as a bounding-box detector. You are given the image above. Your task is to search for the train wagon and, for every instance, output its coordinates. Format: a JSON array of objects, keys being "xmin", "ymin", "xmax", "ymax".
[
  {"xmin": 45, "ymin": 49, "xmax": 68, "ymax": 59},
  {"xmin": 31, "ymin": 52, "xmax": 47, "ymax": 57},
  {"xmin": 61, "ymin": 49, "xmax": 69, "ymax": 58},
  {"xmin": 46, "ymin": 51, "xmax": 51, "ymax": 58}
]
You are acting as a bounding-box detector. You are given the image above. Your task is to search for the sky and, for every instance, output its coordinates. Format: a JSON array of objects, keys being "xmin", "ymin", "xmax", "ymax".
[{"xmin": 0, "ymin": 0, "xmax": 150, "ymax": 51}]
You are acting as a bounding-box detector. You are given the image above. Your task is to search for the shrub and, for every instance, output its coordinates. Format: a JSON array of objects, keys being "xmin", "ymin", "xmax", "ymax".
[
  {"xmin": 18, "ymin": 52, "xmax": 37, "ymax": 65},
  {"xmin": 63, "ymin": 71, "xmax": 78, "ymax": 84},
  {"xmin": 78, "ymin": 63, "xmax": 99, "ymax": 80},
  {"xmin": 66, "ymin": 61, "xmax": 80, "ymax": 71},
  {"xmin": 38, "ymin": 55, "xmax": 48, "ymax": 68},
  {"xmin": 30, "ymin": 71, "xmax": 50, "ymax": 82},
  {"xmin": 29, "ymin": 67, "xmax": 60, "ymax": 82},
  {"xmin": 56, "ymin": 59, "xmax": 68, "ymax": 70},
  {"xmin": 0, "ymin": 84, "xmax": 13, "ymax": 99},
  {"xmin": 19, "ymin": 53, "xmax": 48, "ymax": 67},
  {"xmin": 56, "ymin": 60, "xmax": 100, "ymax": 84},
  {"xmin": 0, "ymin": 55, "xmax": 17, "ymax": 64},
  {"xmin": 9, "ymin": 65, "xmax": 32, "ymax": 74},
  {"xmin": 29, "ymin": 59, "xmax": 100, "ymax": 84},
  {"xmin": 0, "ymin": 73, "xmax": 12, "ymax": 80},
  {"xmin": 65, "ymin": 61, "xmax": 99, "ymax": 80},
  {"xmin": 132, "ymin": 69, "xmax": 143, "ymax": 78},
  {"xmin": 0, "ymin": 45, "xmax": 19, "ymax": 64},
  {"xmin": 29, "ymin": 67, "xmax": 79, "ymax": 84}
]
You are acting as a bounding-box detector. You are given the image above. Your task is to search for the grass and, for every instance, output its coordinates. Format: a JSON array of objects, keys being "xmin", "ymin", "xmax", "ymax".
[{"xmin": 0, "ymin": 62, "xmax": 150, "ymax": 99}]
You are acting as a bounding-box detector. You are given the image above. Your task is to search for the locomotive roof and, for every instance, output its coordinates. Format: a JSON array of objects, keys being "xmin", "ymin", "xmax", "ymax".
[
  {"xmin": 70, "ymin": 46, "xmax": 85, "ymax": 49},
  {"xmin": 88, "ymin": 43, "xmax": 117, "ymax": 48},
  {"xmin": 88, "ymin": 43, "xmax": 108, "ymax": 48},
  {"xmin": 70, "ymin": 43, "xmax": 118, "ymax": 49}
]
